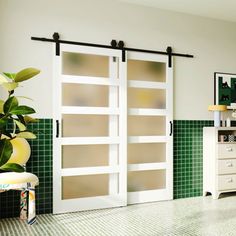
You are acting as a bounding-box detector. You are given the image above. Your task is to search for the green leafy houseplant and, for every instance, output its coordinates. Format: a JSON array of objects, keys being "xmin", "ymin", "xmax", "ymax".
[{"xmin": 0, "ymin": 68, "xmax": 40, "ymax": 172}]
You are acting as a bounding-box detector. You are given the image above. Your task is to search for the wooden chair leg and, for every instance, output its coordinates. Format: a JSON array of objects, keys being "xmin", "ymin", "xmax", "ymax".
[
  {"xmin": 20, "ymin": 190, "xmax": 28, "ymax": 220},
  {"xmin": 27, "ymin": 188, "xmax": 36, "ymax": 225}
]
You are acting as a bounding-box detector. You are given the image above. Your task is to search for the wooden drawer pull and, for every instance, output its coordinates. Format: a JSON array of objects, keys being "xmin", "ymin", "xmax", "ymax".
[
  {"xmin": 227, "ymin": 178, "xmax": 233, "ymax": 183},
  {"xmin": 226, "ymin": 147, "xmax": 233, "ymax": 152},
  {"xmin": 226, "ymin": 162, "xmax": 233, "ymax": 167}
]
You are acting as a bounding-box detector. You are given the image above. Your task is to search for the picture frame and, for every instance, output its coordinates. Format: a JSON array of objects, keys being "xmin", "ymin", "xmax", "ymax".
[{"xmin": 214, "ymin": 72, "xmax": 236, "ymax": 106}]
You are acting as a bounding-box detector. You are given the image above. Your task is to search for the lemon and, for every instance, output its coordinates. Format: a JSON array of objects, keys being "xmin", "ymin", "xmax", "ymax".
[{"xmin": 7, "ymin": 138, "xmax": 31, "ymax": 165}]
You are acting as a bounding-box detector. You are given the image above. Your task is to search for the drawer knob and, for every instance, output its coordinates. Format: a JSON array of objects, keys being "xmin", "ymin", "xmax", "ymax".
[
  {"xmin": 226, "ymin": 162, "xmax": 233, "ymax": 167},
  {"xmin": 227, "ymin": 178, "xmax": 233, "ymax": 183},
  {"xmin": 226, "ymin": 147, "xmax": 233, "ymax": 152}
]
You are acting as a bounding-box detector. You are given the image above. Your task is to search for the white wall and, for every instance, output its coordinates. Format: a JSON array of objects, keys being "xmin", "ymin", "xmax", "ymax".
[{"xmin": 1, "ymin": 0, "xmax": 236, "ymax": 119}]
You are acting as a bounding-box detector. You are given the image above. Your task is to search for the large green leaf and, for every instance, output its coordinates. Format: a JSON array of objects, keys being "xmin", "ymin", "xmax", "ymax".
[
  {"xmin": 0, "ymin": 163, "xmax": 24, "ymax": 172},
  {"xmin": 0, "ymin": 74, "xmax": 8, "ymax": 84},
  {"xmin": 16, "ymin": 131, "xmax": 36, "ymax": 139},
  {"xmin": 0, "ymin": 139, "xmax": 13, "ymax": 166},
  {"xmin": 0, "ymin": 118, "xmax": 7, "ymax": 129},
  {"xmin": 17, "ymin": 115, "xmax": 25, "ymax": 125},
  {"xmin": 0, "ymin": 130, "xmax": 12, "ymax": 139},
  {"xmin": 3, "ymin": 72, "xmax": 16, "ymax": 80},
  {"xmin": 16, "ymin": 96, "xmax": 33, "ymax": 101},
  {"xmin": 24, "ymin": 115, "xmax": 38, "ymax": 124},
  {"xmin": 0, "ymin": 99, "xmax": 4, "ymax": 113},
  {"xmin": 14, "ymin": 119, "xmax": 26, "ymax": 131},
  {"xmin": 15, "ymin": 68, "xmax": 40, "ymax": 82},
  {"xmin": 1, "ymin": 82, "xmax": 18, "ymax": 91},
  {"xmin": 10, "ymin": 105, "xmax": 35, "ymax": 115},
  {"xmin": 3, "ymin": 96, "xmax": 18, "ymax": 114}
]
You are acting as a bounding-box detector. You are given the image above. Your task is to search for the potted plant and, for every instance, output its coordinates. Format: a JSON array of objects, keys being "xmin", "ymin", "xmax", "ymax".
[{"xmin": 0, "ymin": 68, "xmax": 40, "ymax": 172}]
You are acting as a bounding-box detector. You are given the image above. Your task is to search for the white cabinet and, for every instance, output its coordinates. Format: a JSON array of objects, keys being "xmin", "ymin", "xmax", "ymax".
[{"xmin": 203, "ymin": 127, "xmax": 236, "ymax": 199}]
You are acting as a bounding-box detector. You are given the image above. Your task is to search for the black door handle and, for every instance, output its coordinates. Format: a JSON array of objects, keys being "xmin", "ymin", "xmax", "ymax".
[
  {"xmin": 56, "ymin": 120, "xmax": 59, "ymax": 138},
  {"xmin": 169, "ymin": 121, "xmax": 173, "ymax": 136}
]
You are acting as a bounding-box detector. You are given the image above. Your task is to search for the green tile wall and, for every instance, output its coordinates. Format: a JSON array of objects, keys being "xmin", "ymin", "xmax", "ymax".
[
  {"xmin": 0, "ymin": 119, "xmax": 216, "ymax": 218},
  {"xmin": 173, "ymin": 120, "xmax": 213, "ymax": 199},
  {"xmin": 0, "ymin": 119, "xmax": 53, "ymax": 219}
]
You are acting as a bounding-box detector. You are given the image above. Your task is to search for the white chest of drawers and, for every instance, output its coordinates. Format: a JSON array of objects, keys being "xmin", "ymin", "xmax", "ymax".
[{"xmin": 203, "ymin": 127, "xmax": 236, "ymax": 199}]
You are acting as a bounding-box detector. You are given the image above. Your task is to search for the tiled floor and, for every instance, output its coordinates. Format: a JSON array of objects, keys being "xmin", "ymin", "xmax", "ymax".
[{"xmin": 1, "ymin": 194, "xmax": 236, "ymax": 236}]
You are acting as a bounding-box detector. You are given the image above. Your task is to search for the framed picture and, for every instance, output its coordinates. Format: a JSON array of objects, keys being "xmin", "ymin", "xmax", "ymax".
[{"xmin": 214, "ymin": 72, "xmax": 236, "ymax": 106}]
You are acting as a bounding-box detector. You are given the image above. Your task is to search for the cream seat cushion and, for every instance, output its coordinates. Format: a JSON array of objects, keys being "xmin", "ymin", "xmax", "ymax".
[{"xmin": 0, "ymin": 172, "xmax": 39, "ymax": 186}]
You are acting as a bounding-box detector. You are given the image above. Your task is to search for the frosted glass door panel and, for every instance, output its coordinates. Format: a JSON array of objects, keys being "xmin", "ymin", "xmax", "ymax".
[
  {"xmin": 128, "ymin": 88, "xmax": 166, "ymax": 109},
  {"xmin": 62, "ymin": 52, "xmax": 109, "ymax": 77},
  {"xmin": 128, "ymin": 143, "xmax": 166, "ymax": 164},
  {"xmin": 128, "ymin": 60, "xmax": 166, "ymax": 82},
  {"xmin": 62, "ymin": 145, "xmax": 110, "ymax": 168},
  {"xmin": 128, "ymin": 116, "xmax": 166, "ymax": 136},
  {"xmin": 62, "ymin": 115, "xmax": 111, "ymax": 137},
  {"xmin": 62, "ymin": 84, "xmax": 109, "ymax": 107},
  {"xmin": 128, "ymin": 170, "xmax": 166, "ymax": 192},
  {"xmin": 62, "ymin": 174, "xmax": 109, "ymax": 199}
]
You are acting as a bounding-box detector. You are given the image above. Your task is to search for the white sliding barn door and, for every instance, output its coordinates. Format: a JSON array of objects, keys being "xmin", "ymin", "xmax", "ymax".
[
  {"xmin": 53, "ymin": 44, "xmax": 127, "ymax": 214},
  {"xmin": 127, "ymin": 51, "xmax": 173, "ymax": 204},
  {"xmin": 53, "ymin": 44, "xmax": 173, "ymax": 214}
]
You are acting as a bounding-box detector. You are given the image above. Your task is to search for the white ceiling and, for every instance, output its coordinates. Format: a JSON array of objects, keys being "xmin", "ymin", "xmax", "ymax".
[{"xmin": 119, "ymin": 0, "xmax": 236, "ymax": 23}]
